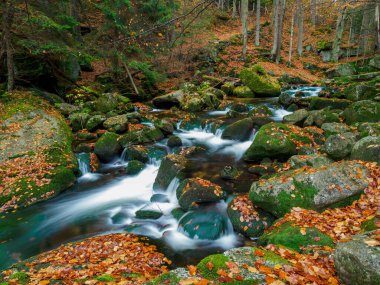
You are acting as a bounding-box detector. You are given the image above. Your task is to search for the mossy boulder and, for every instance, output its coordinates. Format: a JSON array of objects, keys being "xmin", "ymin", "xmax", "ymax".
[
  {"xmin": 221, "ymin": 82, "xmax": 235, "ymax": 95},
  {"xmin": 326, "ymin": 63, "xmax": 356, "ymax": 78},
  {"xmin": 249, "ymin": 105, "xmax": 273, "ymax": 117},
  {"xmin": 230, "ymin": 103, "xmax": 250, "ymax": 113},
  {"xmin": 56, "ymin": 103, "xmax": 80, "ymax": 116},
  {"xmin": 176, "ymin": 178, "xmax": 224, "ymax": 211},
  {"xmin": 152, "ymin": 90, "xmax": 185, "ymax": 109},
  {"xmin": 358, "ymin": 122, "xmax": 380, "ymax": 138},
  {"xmin": 351, "ymin": 136, "xmax": 380, "ymax": 164},
  {"xmin": 153, "ymin": 154, "xmax": 188, "ymax": 191},
  {"xmin": 321, "ymin": 122, "xmax": 352, "ymax": 137},
  {"xmin": 309, "ymin": 97, "xmax": 351, "ymax": 110},
  {"xmin": 94, "ymin": 132, "xmax": 121, "ymax": 162},
  {"xmin": 86, "ymin": 114, "xmax": 106, "ymax": 132},
  {"xmin": 221, "ymin": 118, "xmax": 254, "ymax": 141},
  {"xmin": 103, "ymin": 114, "xmax": 129, "ymax": 133},
  {"xmin": 304, "ymin": 109, "xmax": 340, "ymax": 127},
  {"xmin": 323, "ymin": 132, "xmax": 357, "ymax": 159},
  {"xmin": 154, "ymin": 119, "xmax": 175, "ymax": 135},
  {"xmin": 227, "ymin": 195, "xmax": 275, "ymax": 238},
  {"xmin": 167, "ymin": 135, "xmax": 182, "ymax": 148},
  {"xmin": 342, "ymin": 100, "xmax": 380, "ymax": 124},
  {"xmin": 69, "ymin": 112, "xmax": 90, "ymax": 132},
  {"xmin": 126, "ymin": 160, "xmax": 145, "ymax": 175},
  {"xmin": 258, "ymin": 222, "xmax": 335, "ymax": 252},
  {"xmin": 94, "ymin": 93, "xmax": 120, "ymax": 113},
  {"xmin": 180, "ymin": 94, "xmax": 205, "ymax": 112},
  {"xmin": 344, "ymin": 83, "xmax": 378, "ymax": 101},
  {"xmin": 334, "ymin": 231, "xmax": 380, "ymax": 285},
  {"xmin": 233, "ymin": 86, "xmax": 254, "ymax": 98},
  {"xmin": 178, "ymin": 210, "xmax": 229, "ymax": 240},
  {"xmin": 243, "ymin": 123, "xmax": 311, "ymax": 162},
  {"xmin": 119, "ymin": 127, "xmax": 164, "ymax": 146},
  {"xmin": 249, "ymin": 161, "xmax": 369, "ymax": 217},
  {"xmin": 288, "ymin": 154, "xmax": 333, "ymax": 169},
  {"xmin": 240, "ymin": 65, "xmax": 281, "ymax": 97},
  {"xmin": 135, "ymin": 204, "xmax": 163, "ymax": 219},
  {"xmin": 123, "ymin": 145, "xmax": 149, "ymax": 163},
  {"xmin": 283, "ymin": 109, "xmax": 309, "ymax": 126}
]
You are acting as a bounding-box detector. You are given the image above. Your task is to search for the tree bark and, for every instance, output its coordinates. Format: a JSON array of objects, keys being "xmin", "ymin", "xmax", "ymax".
[
  {"xmin": 310, "ymin": 0, "xmax": 316, "ymax": 27},
  {"xmin": 288, "ymin": 11, "xmax": 295, "ymax": 65},
  {"xmin": 275, "ymin": 0, "xmax": 286, "ymax": 64},
  {"xmin": 271, "ymin": 0, "xmax": 280, "ymax": 58},
  {"xmin": 255, "ymin": 0, "xmax": 261, "ymax": 46},
  {"xmin": 332, "ymin": 7, "xmax": 347, "ymax": 62},
  {"xmin": 376, "ymin": 3, "xmax": 380, "ymax": 52},
  {"xmin": 297, "ymin": 0, "xmax": 304, "ymax": 56},
  {"xmin": 241, "ymin": 0, "xmax": 249, "ymax": 61},
  {"xmin": 122, "ymin": 61, "xmax": 139, "ymax": 96},
  {"xmin": 1, "ymin": 0, "xmax": 15, "ymax": 91},
  {"xmin": 232, "ymin": 0, "xmax": 237, "ymax": 18}
]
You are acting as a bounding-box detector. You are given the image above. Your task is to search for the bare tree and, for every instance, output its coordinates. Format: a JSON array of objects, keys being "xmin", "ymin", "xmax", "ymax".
[
  {"xmin": 297, "ymin": 0, "xmax": 304, "ymax": 56},
  {"xmin": 271, "ymin": 0, "xmax": 280, "ymax": 58},
  {"xmin": 255, "ymin": 0, "xmax": 261, "ymax": 46},
  {"xmin": 1, "ymin": 0, "xmax": 15, "ymax": 91},
  {"xmin": 332, "ymin": 6, "xmax": 347, "ymax": 62},
  {"xmin": 288, "ymin": 10, "xmax": 295, "ymax": 65},
  {"xmin": 232, "ymin": 0, "xmax": 237, "ymax": 18},
  {"xmin": 275, "ymin": 0, "xmax": 286, "ymax": 64},
  {"xmin": 241, "ymin": 0, "xmax": 249, "ymax": 61},
  {"xmin": 310, "ymin": 0, "xmax": 317, "ymax": 27},
  {"xmin": 377, "ymin": 2, "xmax": 380, "ymax": 51}
]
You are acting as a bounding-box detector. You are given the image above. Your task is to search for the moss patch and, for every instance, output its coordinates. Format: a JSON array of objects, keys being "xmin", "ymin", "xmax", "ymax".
[{"xmin": 197, "ymin": 254, "xmax": 230, "ymax": 280}]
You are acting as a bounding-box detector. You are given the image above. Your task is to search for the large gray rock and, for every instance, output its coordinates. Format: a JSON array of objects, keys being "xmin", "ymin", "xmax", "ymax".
[
  {"xmin": 326, "ymin": 63, "xmax": 356, "ymax": 78},
  {"xmin": 69, "ymin": 112, "xmax": 90, "ymax": 132},
  {"xmin": 334, "ymin": 231, "xmax": 380, "ymax": 285},
  {"xmin": 323, "ymin": 132, "xmax": 357, "ymax": 159},
  {"xmin": 86, "ymin": 114, "xmax": 107, "ymax": 132},
  {"xmin": 369, "ymin": 56, "xmax": 380, "ymax": 70},
  {"xmin": 103, "ymin": 114, "xmax": 129, "ymax": 133},
  {"xmin": 345, "ymin": 84, "xmax": 378, "ymax": 101},
  {"xmin": 342, "ymin": 100, "xmax": 380, "ymax": 125},
  {"xmin": 221, "ymin": 118, "xmax": 254, "ymax": 141},
  {"xmin": 152, "ymin": 90, "xmax": 185, "ymax": 109},
  {"xmin": 288, "ymin": 154, "xmax": 333, "ymax": 169},
  {"xmin": 94, "ymin": 132, "xmax": 121, "ymax": 162},
  {"xmin": 283, "ymin": 109, "xmax": 309, "ymax": 126},
  {"xmin": 351, "ymin": 136, "xmax": 380, "ymax": 164},
  {"xmin": 321, "ymin": 122, "xmax": 352, "ymax": 137},
  {"xmin": 249, "ymin": 161, "xmax": 369, "ymax": 217},
  {"xmin": 153, "ymin": 154, "xmax": 188, "ymax": 191}
]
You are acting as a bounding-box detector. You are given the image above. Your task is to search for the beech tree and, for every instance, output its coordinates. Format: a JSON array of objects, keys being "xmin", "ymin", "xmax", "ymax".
[
  {"xmin": 1, "ymin": 0, "xmax": 15, "ymax": 91},
  {"xmin": 241, "ymin": 0, "xmax": 249, "ymax": 61},
  {"xmin": 255, "ymin": 0, "xmax": 261, "ymax": 46}
]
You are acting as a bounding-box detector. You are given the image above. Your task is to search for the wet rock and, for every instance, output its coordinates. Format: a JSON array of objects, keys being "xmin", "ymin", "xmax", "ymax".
[
  {"xmin": 176, "ymin": 178, "xmax": 224, "ymax": 211},
  {"xmin": 344, "ymin": 84, "xmax": 378, "ymax": 101},
  {"xmin": 342, "ymin": 100, "xmax": 380, "ymax": 125},
  {"xmin": 278, "ymin": 92, "xmax": 293, "ymax": 106},
  {"xmin": 94, "ymin": 132, "xmax": 121, "ymax": 162},
  {"xmin": 249, "ymin": 161, "xmax": 369, "ymax": 217},
  {"xmin": 248, "ymin": 164, "xmax": 276, "ymax": 177},
  {"xmin": 221, "ymin": 82, "xmax": 235, "ymax": 95},
  {"xmin": 334, "ymin": 231, "xmax": 380, "ymax": 285},
  {"xmin": 229, "ymin": 103, "xmax": 249, "ymax": 113},
  {"xmin": 153, "ymin": 154, "xmax": 188, "ymax": 191},
  {"xmin": 220, "ymin": 166, "xmax": 241, "ymax": 180},
  {"xmin": 283, "ymin": 109, "xmax": 309, "ymax": 126},
  {"xmin": 123, "ymin": 145, "xmax": 149, "ymax": 163},
  {"xmin": 351, "ymin": 136, "xmax": 380, "ymax": 164},
  {"xmin": 103, "ymin": 114, "xmax": 129, "ymax": 133},
  {"xmin": 69, "ymin": 113, "xmax": 90, "ymax": 132},
  {"xmin": 178, "ymin": 210, "xmax": 228, "ymax": 240},
  {"xmin": 167, "ymin": 135, "xmax": 182, "ymax": 148},
  {"xmin": 150, "ymin": 194, "xmax": 170, "ymax": 203},
  {"xmin": 240, "ymin": 64, "xmax": 281, "ymax": 97},
  {"xmin": 248, "ymin": 105, "xmax": 273, "ymax": 117},
  {"xmin": 288, "ymin": 154, "xmax": 333, "ymax": 169},
  {"xmin": 323, "ymin": 132, "xmax": 357, "ymax": 159},
  {"xmin": 309, "ymin": 97, "xmax": 351, "ymax": 110},
  {"xmin": 152, "ymin": 90, "xmax": 185, "ymax": 109},
  {"xmin": 119, "ymin": 127, "xmax": 164, "ymax": 146},
  {"xmin": 358, "ymin": 122, "xmax": 380, "ymax": 138},
  {"xmin": 321, "ymin": 122, "xmax": 352, "ymax": 137},
  {"xmin": 227, "ymin": 195, "xmax": 274, "ymax": 238},
  {"xmin": 304, "ymin": 109, "xmax": 340, "ymax": 127},
  {"xmin": 125, "ymin": 160, "xmax": 145, "ymax": 175},
  {"xmin": 258, "ymin": 222, "xmax": 335, "ymax": 252},
  {"xmin": 326, "ymin": 63, "xmax": 356, "ymax": 78},
  {"xmin": 221, "ymin": 118, "xmax": 254, "ymax": 141},
  {"xmin": 86, "ymin": 114, "xmax": 107, "ymax": 132},
  {"xmin": 154, "ymin": 119, "xmax": 175, "ymax": 135},
  {"xmin": 56, "ymin": 103, "xmax": 80, "ymax": 116},
  {"xmin": 75, "ymin": 143, "xmax": 92, "ymax": 153},
  {"xmin": 233, "ymin": 86, "xmax": 254, "ymax": 98},
  {"xmin": 180, "ymin": 93, "xmax": 205, "ymax": 112},
  {"xmin": 135, "ymin": 204, "xmax": 163, "ymax": 220}
]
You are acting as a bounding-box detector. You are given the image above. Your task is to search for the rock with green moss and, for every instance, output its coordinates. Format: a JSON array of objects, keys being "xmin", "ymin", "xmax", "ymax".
[
  {"xmin": 56, "ymin": 103, "xmax": 80, "ymax": 116},
  {"xmin": 321, "ymin": 122, "xmax": 352, "ymax": 137},
  {"xmin": 176, "ymin": 178, "xmax": 224, "ymax": 211},
  {"xmin": 221, "ymin": 118, "xmax": 254, "ymax": 141},
  {"xmin": 351, "ymin": 136, "xmax": 380, "ymax": 164},
  {"xmin": 342, "ymin": 100, "xmax": 380, "ymax": 124},
  {"xmin": 126, "ymin": 160, "xmax": 145, "ymax": 175},
  {"xmin": 94, "ymin": 132, "xmax": 121, "ymax": 162},
  {"xmin": 69, "ymin": 112, "xmax": 90, "ymax": 132},
  {"xmin": 323, "ymin": 132, "xmax": 357, "ymax": 159},
  {"xmin": 0, "ymin": 92, "xmax": 78, "ymax": 212},
  {"xmin": 154, "ymin": 119, "xmax": 175, "ymax": 135},
  {"xmin": 152, "ymin": 90, "xmax": 185, "ymax": 109},
  {"xmin": 334, "ymin": 231, "xmax": 380, "ymax": 285},
  {"xmin": 180, "ymin": 93, "xmax": 205, "ymax": 112},
  {"xmin": 358, "ymin": 122, "xmax": 380, "ymax": 138},
  {"xmin": 283, "ymin": 109, "xmax": 309, "ymax": 126},
  {"xmin": 123, "ymin": 145, "xmax": 149, "ymax": 163},
  {"xmin": 243, "ymin": 123, "xmax": 311, "ymax": 161},
  {"xmin": 239, "ymin": 65, "xmax": 281, "ymax": 97},
  {"xmin": 221, "ymin": 82, "xmax": 235, "ymax": 95},
  {"xmin": 86, "ymin": 114, "xmax": 107, "ymax": 132},
  {"xmin": 309, "ymin": 97, "xmax": 351, "ymax": 110},
  {"xmin": 233, "ymin": 86, "xmax": 254, "ymax": 98},
  {"xmin": 249, "ymin": 105, "xmax": 273, "ymax": 117},
  {"xmin": 119, "ymin": 127, "xmax": 164, "ymax": 146},
  {"xmin": 94, "ymin": 93, "xmax": 119, "ymax": 113},
  {"xmin": 258, "ymin": 222, "xmax": 335, "ymax": 252},
  {"xmin": 145, "ymin": 268, "xmax": 189, "ymax": 285},
  {"xmin": 153, "ymin": 154, "xmax": 188, "ymax": 191},
  {"xmin": 227, "ymin": 195, "xmax": 274, "ymax": 238},
  {"xmin": 103, "ymin": 114, "xmax": 129, "ymax": 133},
  {"xmin": 326, "ymin": 63, "xmax": 356, "ymax": 78},
  {"xmin": 288, "ymin": 154, "xmax": 333, "ymax": 169},
  {"xmin": 178, "ymin": 210, "xmax": 229, "ymax": 240},
  {"xmin": 167, "ymin": 135, "xmax": 182, "ymax": 147},
  {"xmin": 344, "ymin": 83, "xmax": 378, "ymax": 101},
  {"xmin": 249, "ymin": 161, "xmax": 369, "ymax": 217},
  {"xmin": 304, "ymin": 109, "xmax": 340, "ymax": 127},
  {"xmin": 135, "ymin": 204, "xmax": 163, "ymax": 220}
]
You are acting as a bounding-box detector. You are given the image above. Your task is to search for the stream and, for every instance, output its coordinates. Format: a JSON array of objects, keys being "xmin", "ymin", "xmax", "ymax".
[{"xmin": 0, "ymin": 86, "xmax": 322, "ymax": 269}]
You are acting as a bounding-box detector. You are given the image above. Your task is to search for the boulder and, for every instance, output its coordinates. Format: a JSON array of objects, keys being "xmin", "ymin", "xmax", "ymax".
[
  {"xmin": 358, "ymin": 122, "xmax": 380, "ymax": 138},
  {"xmin": 125, "ymin": 160, "xmax": 145, "ymax": 175},
  {"xmin": 326, "ymin": 63, "xmax": 356, "ymax": 78},
  {"xmin": 258, "ymin": 222, "xmax": 335, "ymax": 252},
  {"xmin": 167, "ymin": 135, "xmax": 182, "ymax": 148},
  {"xmin": 86, "ymin": 115, "xmax": 106, "ymax": 132},
  {"xmin": 152, "ymin": 90, "xmax": 185, "ymax": 109},
  {"xmin": 278, "ymin": 92, "xmax": 294, "ymax": 106},
  {"xmin": 153, "ymin": 154, "xmax": 188, "ymax": 191},
  {"xmin": 94, "ymin": 93, "xmax": 120, "ymax": 113},
  {"xmin": 221, "ymin": 118, "xmax": 254, "ymax": 141},
  {"xmin": 221, "ymin": 83, "xmax": 235, "ymax": 95},
  {"xmin": 135, "ymin": 204, "xmax": 163, "ymax": 220},
  {"xmin": 178, "ymin": 210, "xmax": 228, "ymax": 240},
  {"xmin": 176, "ymin": 178, "xmax": 224, "ymax": 211},
  {"xmin": 342, "ymin": 100, "xmax": 380, "ymax": 125},
  {"xmin": 323, "ymin": 132, "xmax": 357, "ymax": 159},
  {"xmin": 344, "ymin": 84, "xmax": 378, "ymax": 101},
  {"xmin": 249, "ymin": 161, "xmax": 369, "ymax": 217},
  {"xmin": 94, "ymin": 132, "xmax": 121, "ymax": 162},
  {"xmin": 56, "ymin": 103, "xmax": 80, "ymax": 116},
  {"xmin": 123, "ymin": 145, "xmax": 149, "ymax": 163},
  {"xmin": 229, "ymin": 103, "xmax": 249, "ymax": 113},
  {"xmin": 233, "ymin": 86, "xmax": 254, "ymax": 98},
  {"xmin": 351, "ymin": 136, "xmax": 380, "ymax": 164},
  {"xmin": 227, "ymin": 195, "xmax": 274, "ymax": 238},
  {"xmin": 119, "ymin": 127, "xmax": 164, "ymax": 146},
  {"xmin": 283, "ymin": 109, "xmax": 309, "ymax": 126},
  {"xmin": 69, "ymin": 113, "xmax": 90, "ymax": 132},
  {"xmin": 244, "ymin": 123, "xmax": 312, "ymax": 161},
  {"xmin": 288, "ymin": 154, "xmax": 333, "ymax": 169},
  {"xmin": 369, "ymin": 56, "xmax": 380, "ymax": 70},
  {"xmin": 239, "ymin": 65, "xmax": 281, "ymax": 97},
  {"xmin": 103, "ymin": 114, "xmax": 129, "ymax": 133},
  {"xmin": 309, "ymin": 97, "xmax": 351, "ymax": 110},
  {"xmin": 249, "ymin": 105, "xmax": 273, "ymax": 117},
  {"xmin": 334, "ymin": 231, "xmax": 380, "ymax": 285},
  {"xmin": 321, "ymin": 122, "xmax": 352, "ymax": 137},
  {"xmin": 304, "ymin": 109, "xmax": 340, "ymax": 127},
  {"xmin": 154, "ymin": 119, "xmax": 175, "ymax": 135}
]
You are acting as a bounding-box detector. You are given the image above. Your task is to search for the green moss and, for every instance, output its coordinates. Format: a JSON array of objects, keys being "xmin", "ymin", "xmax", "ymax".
[
  {"xmin": 233, "ymin": 86, "xmax": 254, "ymax": 98},
  {"xmin": 361, "ymin": 217, "xmax": 378, "ymax": 232},
  {"xmin": 222, "ymin": 281, "xmax": 258, "ymax": 285},
  {"xmin": 121, "ymin": 273, "xmax": 142, "ymax": 278},
  {"xmin": 251, "ymin": 247, "xmax": 289, "ymax": 265},
  {"xmin": 145, "ymin": 272, "xmax": 180, "ymax": 285},
  {"xmin": 9, "ymin": 272, "xmax": 30, "ymax": 285},
  {"xmin": 95, "ymin": 274, "xmax": 115, "ymax": 282},
  {"xmin": 198, "ymin": 254, "xmax": 230, "ymax": 280},
  {"xmin": 258, "ymin": 222, "xmax": 335, "ymax": 252}
]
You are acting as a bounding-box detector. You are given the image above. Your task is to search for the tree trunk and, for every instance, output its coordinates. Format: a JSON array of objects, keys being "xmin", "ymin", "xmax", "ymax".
[
  {"xmin": 297, "ymin": 0, "xmax": 304, "ymax": 56},
  {"xmin": 271, "ymin": 0, "xmax": 280, "ymax": 58},
  {"xmin": 232, "ymin": 0, "xmax": 237, "ymax": 18},
  {"xmin": 255, "ymin": 0, "xmax": 261, "ymax": 46},
  {"xmin": 275, "ymin": 0, "xmax": 286, "ymax": 64},
  {"xmin": 122, "ymin": 61, "xmax": 139, "ymax": 96},
  {"xmin": 332, "ymin": 7, "xmax": 347, "ymax": 62},
  {"xmin": 2, "ymin": 0, "xmax": 15, "ymax": 91},
  {"xmin": 288, "ymin": 11, "xmax": 295, "ymax": 65},
  {"xmin": 310, "ymin": 0, "xmax": 316, "ymax": 27},
  {"xmin": 241, "ymin": 0, "xmax": 249, "ymax": 61},
  {"xmin": 376, "ymin": 3, "xmax": 380, "ymax": 52}
]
